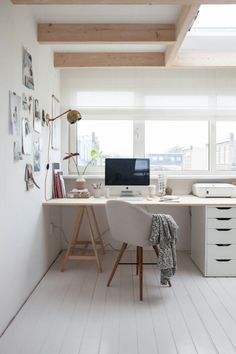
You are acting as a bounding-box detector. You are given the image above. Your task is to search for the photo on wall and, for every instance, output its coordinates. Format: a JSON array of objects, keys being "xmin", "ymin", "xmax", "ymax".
[
  {"xmin": 23, "ymin": 48, "xmax": 34, "ymax": 90},
  {"xmin": 22, "ymin": 117, "xmax": 32, "ymax": 155},
  {"xmin": 33, "ymin": 139, "xmax": 40, "ymax": 172},
  {"xmin": 13, "ymin": 141, "xmax": 23, "ymax": 161},
  {"xmin": 41, "ymin": 109, "xmax": 46, "ymax": 127},
  {"xmin": 22, "ymin": 93, "xmax": 28, "ymax": 111},
  {"xmin": 9, "ymin": 91, "xmax": 21, "ymax": 136},
  {"xmin": 33, "ymin": 98, "xmax": 41, "ymax": 133}
]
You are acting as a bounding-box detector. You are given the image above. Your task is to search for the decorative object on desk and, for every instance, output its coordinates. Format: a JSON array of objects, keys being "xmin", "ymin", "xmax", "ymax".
[
  {"xmin": 157, "ymin": 173, "xmax": 167, "ymax": 196},
  {"xmin": 23, "ymin": 47, "xmax": 34, "ymax": 90},
  {"xmin": 67, "ymin": 188, "xmax": 90, "ymax": 199},
  {"xmin": 25, "ymin": 163, "xmax": 40, "ymax": 191},
  {"xmin": 33, "ymin": 98, "xmax": 41, "ymax": 133},
  {"xmin": 92, "ymin": 183, "xmax": 102, "ymax": 198},
  {"xmin": 63, "ymin": 149, "xmax": 102, "ymax": 189},
  {"xmin": 9, "ymin": 91, "xmax": 21, "ymax": 136},
  {"xmin": 148, "ymin": 185, "xmax": 156, "ymax": 198},
  {"xmin": 75, "ymin": 175, "xmax": 86, "ymax": 189},
  {"xmin": 165, "ymin": 186, "xmax": 173, "ymax": 195}
]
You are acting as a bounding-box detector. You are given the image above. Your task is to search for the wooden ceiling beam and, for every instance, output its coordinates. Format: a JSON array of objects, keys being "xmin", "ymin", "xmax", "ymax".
[
  {"xmin": 38, "ymin": 24, "xmax": 175, "ymax": 44},
  {"xmin": 165, "ymin": 4, "xmax": 200, "ymax": 66},
  {"xmin": 54, "ymin": 52, "xmax": 165, "ymax": 67},
  {"xmin": 11, "ymin": 0, "xmax": 236, "ymax": 4}
]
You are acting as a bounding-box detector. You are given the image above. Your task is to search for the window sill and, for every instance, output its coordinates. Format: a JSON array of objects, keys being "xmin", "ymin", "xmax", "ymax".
[{"xmin": 63, "ymin": 174, "xmax": 236, "ymax": 180}]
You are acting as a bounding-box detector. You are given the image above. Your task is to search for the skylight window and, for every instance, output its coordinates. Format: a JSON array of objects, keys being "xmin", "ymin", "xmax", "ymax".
[{"xmin": 193, "ymin": 5, "xmax": 236, "ymax": 29}]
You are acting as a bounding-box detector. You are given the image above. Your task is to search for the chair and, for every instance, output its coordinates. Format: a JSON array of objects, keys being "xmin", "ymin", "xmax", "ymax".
[{"xmin": 105, "ymin": 200, "xmax": 161, "ymax": 301}]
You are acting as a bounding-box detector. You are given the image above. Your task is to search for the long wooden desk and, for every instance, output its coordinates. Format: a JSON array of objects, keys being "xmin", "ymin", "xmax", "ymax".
[
  {"xmin": 43, "ymin": 195, "xmax": 236, "ymax": 207},
  {"xmin": 43, "ymin": 195, "xmax": 236, "ymax": 273}
]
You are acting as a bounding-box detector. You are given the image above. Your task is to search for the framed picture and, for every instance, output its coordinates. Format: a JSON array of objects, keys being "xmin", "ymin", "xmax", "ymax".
[
  {"xmin": 9, "ymin": 91, "xmax": 21, "ymax": 136},
  {"xmin": 33, "ymin": 98, "xmax": 41, "ymax": 133},
  {"xmin": 23, "ymin": 48, "xmax": 34, "ymax": 90},
  {"xmin": 51, "ymin": 94, "xmax": 60, "ymax": 150}
]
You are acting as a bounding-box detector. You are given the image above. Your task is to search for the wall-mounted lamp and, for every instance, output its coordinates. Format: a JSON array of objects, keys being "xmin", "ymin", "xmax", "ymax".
[{"xmin": 46, "ymin": 109, "xmax": 82, "ymax": 126}]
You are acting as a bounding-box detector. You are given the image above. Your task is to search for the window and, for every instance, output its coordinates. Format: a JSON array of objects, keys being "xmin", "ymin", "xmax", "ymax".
[
  {"xmin": 75, "ymin": 120, "xmax": 133, "ymax": 169},
  {"xmin": 216, "ymin": 121, "xmax": 236, "ymax": 171},
  {"xmin": 69, "ymin": 118, "xmax": 236, "ymax": 175},
  {"xmin": 145, "ymin": 121, "xmax": 209, "ymax": 171}
]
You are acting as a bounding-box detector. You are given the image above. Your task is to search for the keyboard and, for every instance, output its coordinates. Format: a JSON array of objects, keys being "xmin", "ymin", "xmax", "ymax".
[{"xmin": 117, "ymin": 196, "xmax": 144, "ymax": 201}]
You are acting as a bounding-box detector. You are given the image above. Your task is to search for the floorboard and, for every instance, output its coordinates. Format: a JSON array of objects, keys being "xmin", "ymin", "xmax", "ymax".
[{"xmin": 1, "ymin": 251, "xmax": 236, "ymax": 354}]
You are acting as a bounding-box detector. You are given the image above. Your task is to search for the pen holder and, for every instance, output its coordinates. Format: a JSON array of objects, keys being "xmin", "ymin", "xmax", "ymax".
[
  {"xmin": 92, "ymin": 183, "xmax": 103, "ymax": 198},
  {"xmin": 94, "ymin": 189, "xmax": 102, "ymax": 198}
]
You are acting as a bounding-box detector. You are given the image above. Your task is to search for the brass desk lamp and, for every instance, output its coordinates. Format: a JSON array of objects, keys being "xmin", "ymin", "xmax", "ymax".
[{"xmin": 46, "ymin": 109, "xmax": 82, "ymax": 126}]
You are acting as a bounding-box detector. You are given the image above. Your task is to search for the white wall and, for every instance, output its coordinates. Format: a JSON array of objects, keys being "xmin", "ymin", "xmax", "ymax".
[{"xmin": 0, "ymin": 1, "xmax": 61, "ymax": 335}]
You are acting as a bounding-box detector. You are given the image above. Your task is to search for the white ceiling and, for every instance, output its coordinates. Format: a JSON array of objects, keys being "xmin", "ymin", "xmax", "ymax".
[
  {"xmin": 29, "ymin": 4, "xmax": 181, "ymax": 24},
  {"xmin": 52, "ymin": 43, "xmax": 167, "ymax": 53}
]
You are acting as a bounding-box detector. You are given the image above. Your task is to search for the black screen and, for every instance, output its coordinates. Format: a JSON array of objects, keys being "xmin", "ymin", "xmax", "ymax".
[{"xmin": 105, "ymin": 158, "xmax": 150, "ymax": 186}]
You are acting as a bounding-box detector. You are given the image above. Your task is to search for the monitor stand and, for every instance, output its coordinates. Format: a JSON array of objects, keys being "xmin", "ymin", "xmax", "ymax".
[{"xmin": 120, "ymin": 190, "xmax": 135, "ymax": 198}]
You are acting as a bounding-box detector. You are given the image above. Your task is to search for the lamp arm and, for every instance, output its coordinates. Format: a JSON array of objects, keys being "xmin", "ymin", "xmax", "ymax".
[{"xmin": 49, "ymin": 109, "xmax": 71, "ymax": 123}]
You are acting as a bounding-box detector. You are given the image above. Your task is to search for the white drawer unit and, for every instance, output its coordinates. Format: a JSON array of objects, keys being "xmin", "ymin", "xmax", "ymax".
[
  {"xmin": 208, "ymin": 229, "xmax": 236, "ymax": 244},
  {"xmin": 207, "ymin": 206, "xmax": 236, "ymax": 218},
  {"xmin": 191, "ymin": 206, "xmax": 236, "ymax": 276},
  {"xmin": 207, "ymin": 218, "xmax": 236, "ymax": 229}
]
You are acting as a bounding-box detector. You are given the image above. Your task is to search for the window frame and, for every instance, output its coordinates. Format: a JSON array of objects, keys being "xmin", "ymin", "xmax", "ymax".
[{"xmin": 68, "ymin": 117, "xmax": 236, "ymax": 176}]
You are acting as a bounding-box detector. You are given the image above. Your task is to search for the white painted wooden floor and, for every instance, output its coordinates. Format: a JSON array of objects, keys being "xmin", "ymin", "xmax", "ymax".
[{"xmin": 1, "ymin": 251, "xmax": 236, "ymax": 354}]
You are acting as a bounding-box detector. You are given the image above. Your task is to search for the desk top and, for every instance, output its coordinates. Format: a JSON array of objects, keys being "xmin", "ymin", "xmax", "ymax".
[{"xmin": 43, "ymin": 195, "xmax": 236, "ymax": 207}]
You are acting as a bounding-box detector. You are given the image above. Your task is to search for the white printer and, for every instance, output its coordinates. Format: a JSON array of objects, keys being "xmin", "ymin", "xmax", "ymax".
[{"xmin": 192, "ymin": 183, "xmax": 236, "ymax": 198}]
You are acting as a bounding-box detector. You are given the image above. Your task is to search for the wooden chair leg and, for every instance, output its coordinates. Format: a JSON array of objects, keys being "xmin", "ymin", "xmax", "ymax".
[
  {"xmin": 107, "ymin": 243, "xmax": 128, "ymax": 287},
  {"xmin": 152, "ymin": 245, "xmax": 160, "ymax": 258},
  {"xmin": 136, "ymin": 246, "xmax": 139, "ymax": 275},
  {"xmin": 139, "ymin": 247, "xmax": 143, "ymax": 301}
]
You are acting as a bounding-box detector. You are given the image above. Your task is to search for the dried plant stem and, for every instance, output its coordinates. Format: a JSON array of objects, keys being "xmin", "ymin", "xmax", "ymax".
[{"xmin": 71, "ymin": 156, "xmax": 80, "ymax": 176}]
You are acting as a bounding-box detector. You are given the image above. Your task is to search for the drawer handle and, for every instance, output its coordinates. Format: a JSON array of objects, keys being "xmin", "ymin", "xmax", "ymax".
[
  {"xmin": 216, "ymin": 244, "xmax": 231, "ymax": 247},
  {"xmin": 216, "ymin": 207, "xmax": 232, "ymax": 210},
  {"xmin": 216, "ymin": 259, "xmax": 231, "ymax": 262},
  {"xmin": 216, "ymin": 228, "xmax": 232, "ymax": 231},
  {"xmin": 216, "ymin": 218, "xmax": 231, "ymax": 221}
]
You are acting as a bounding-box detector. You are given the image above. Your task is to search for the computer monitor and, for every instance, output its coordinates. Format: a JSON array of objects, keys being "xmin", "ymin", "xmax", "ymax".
[{"xmin": 105, "ymin": 158, "xmax": 150, "ymax": 196}]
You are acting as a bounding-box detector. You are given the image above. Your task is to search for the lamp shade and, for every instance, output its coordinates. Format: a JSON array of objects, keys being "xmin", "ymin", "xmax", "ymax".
[{"xmin": 67, "ymin": 110, "xmax": 82, "ymax": 124}]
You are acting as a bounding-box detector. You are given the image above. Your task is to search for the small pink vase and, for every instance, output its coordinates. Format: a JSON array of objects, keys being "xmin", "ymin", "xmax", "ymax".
[{"xmin": 75, "ymin": 176, "xmax": 86, "ymax": 190}]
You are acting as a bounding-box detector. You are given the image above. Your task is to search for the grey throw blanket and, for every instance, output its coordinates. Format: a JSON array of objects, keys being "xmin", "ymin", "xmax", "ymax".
[{"xmin": 149, "ymin": 214, "xmax": 178, "ymax": 285}]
